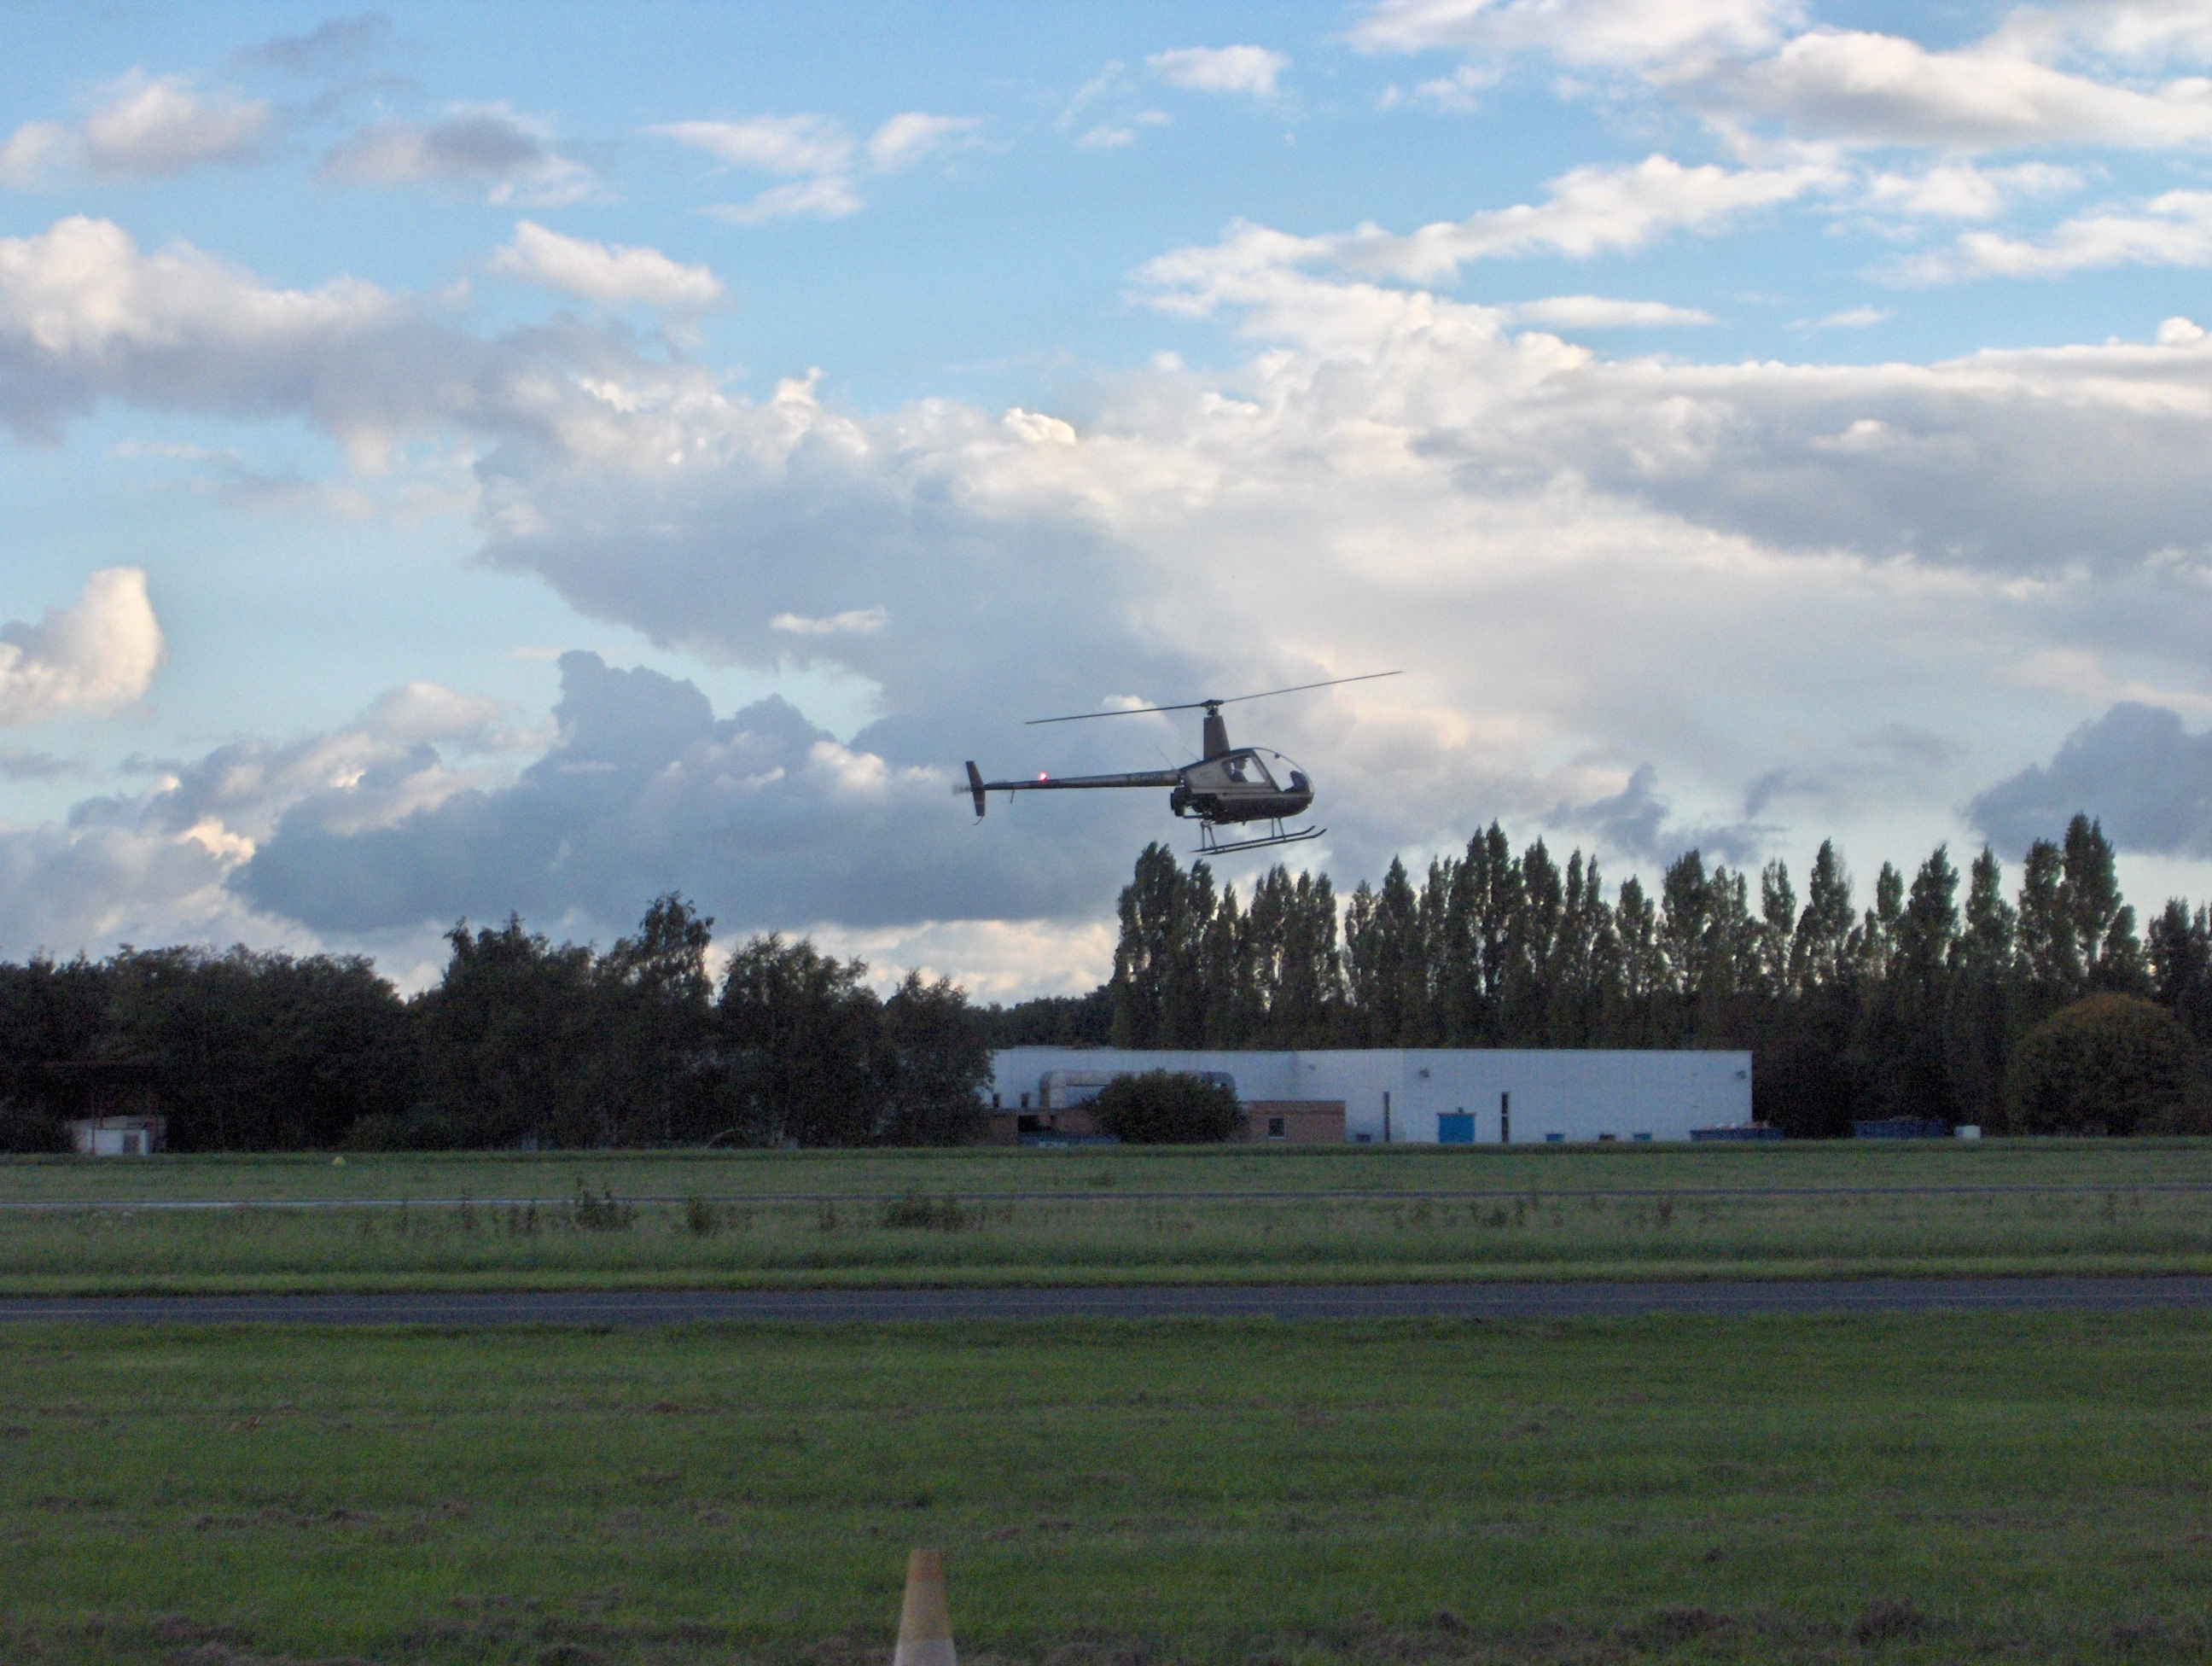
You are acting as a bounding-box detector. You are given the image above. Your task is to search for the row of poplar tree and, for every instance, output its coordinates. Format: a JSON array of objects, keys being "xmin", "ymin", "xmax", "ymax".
[
  {"xmin": 0, "ymin": 899, "xmax": 992, "ymax": 1152},
  {"xmin": 1102, "ymin": 813, "xmax": 2212, "ymax": 1136}
]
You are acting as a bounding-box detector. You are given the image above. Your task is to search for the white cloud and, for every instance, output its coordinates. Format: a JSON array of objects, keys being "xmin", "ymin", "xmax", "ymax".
[
  {"xmin": 1914, "ymin": 188, "xmax": 2212, "ymax": 277},
  {"xmin": 1146, "ymin": 45, "xmax": 1291, "ymax": 96},
  {"xmin": 0, "ymin": 73, "xmax": 269, "ymax": 185},
  {"xmin": 1348, "ymin": 0, "xmax": 1796, "ymax": 69},
  {"xmin": 704, "ymin": 177, "xmax": 865, "ymax": 225},
  {"xmin": 489, "ymin": 220, "xmax": 724, "ymax": 310},
  {"xmin": 16, "ymin": 219, "xmax": 2212, "ymax": 965},
  {"xmin": 1987, "ymin": 0, "xmax": 2212, "ymax": 70},
  {"xmin": 1799, "ymin": 304, "xmax": 1894, "ymax": 327},
  {"xmin": 1079, "ymin": 125, "xmax": 1138, "ymax": 150},
  {"xmin": 1142, "ymin": 154, "xmax": 1837, "ymax": 292},
  {"xmin": 771, "ymin": 607, "xmax": 889, "ymax": 636},
  {"xmin": 0, "ymin": 214, "xmax": 732, "ymax": 471},
  {"xmin": 1384, "ymin": 65, "xmax": 1500, "ymax": 111},
  {"xmin": 866, "ymin": 112, "xmax": 984, "ymax": 169},
  {"xmin": 0, "ymin": 568, "xmax": 165, "ymax": 726},
  {"xmin": 1720, "ymin": 28, "xmax": 2212, "ymax": 149},
  {"xmin": 656, "ymin": 109, "xmax": 978, "ymax": 224},
  {"xmin": 320, "ymin": 105, "xmax": 593, "ymax": 203},
  {"xmin": 1861, "ymin": 162, "xmax": 2084, "ymax": 220},
  {"xmin": 0, "ymin": 124, "xmax": 72, "ymax": 188},
  {"xmin": 651, "ymin": 114, "xmax": 855, "ymax": 175},
  {"xmin": 1505, "ymin": 294, "xmax": 1714, "ymax": 327}
]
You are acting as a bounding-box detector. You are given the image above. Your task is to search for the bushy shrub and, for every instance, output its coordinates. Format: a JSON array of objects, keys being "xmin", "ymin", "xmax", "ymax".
[
  {"xmin": 2005, "ymin": 993, "xmax": 2200, "ymax": 1135},
  {"xmin": 1090, "ymin": 1071, "xmax": 1243, "ymax": 1145}
]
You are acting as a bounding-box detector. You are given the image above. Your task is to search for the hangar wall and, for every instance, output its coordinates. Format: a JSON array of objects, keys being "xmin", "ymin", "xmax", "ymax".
[{"xmin": 987, "ymin": 1048, "xmax": 1753, "ymax": 1144}]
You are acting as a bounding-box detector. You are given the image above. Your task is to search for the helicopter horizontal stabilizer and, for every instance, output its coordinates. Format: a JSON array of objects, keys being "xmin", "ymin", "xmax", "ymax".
[{"xmin": 964, "ymin": 761, "xmax": 987, "ymax": 818}]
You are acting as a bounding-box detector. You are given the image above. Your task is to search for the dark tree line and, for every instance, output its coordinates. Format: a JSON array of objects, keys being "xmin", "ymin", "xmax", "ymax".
[
  {"xmin": 0, "ymin": 897, "xmax": 992, "ymax": 1151},
  {"xmin": 1086, "ymin": 815, "xmax": 2212, "ymax": 1136}
]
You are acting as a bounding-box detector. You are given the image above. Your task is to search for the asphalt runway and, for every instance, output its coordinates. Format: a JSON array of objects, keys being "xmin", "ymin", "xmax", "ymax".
[{"xmin": 3, "ymin": 1275, "xmax": 2209, "ymax": 1326}]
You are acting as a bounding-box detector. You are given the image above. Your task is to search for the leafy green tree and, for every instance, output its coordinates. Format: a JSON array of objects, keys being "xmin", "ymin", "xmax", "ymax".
[
  {"xmin": 1757, "ymin": 861, "xmax": 1796, "ymax": 998},
  {"xmin": 718, "ymin": 934, "xmax": 886, "ymax": 1146},
  {"xmin": 2061, "ymin": 815, "xmax": 2143, "ymax": 993},
  {"xmin": 1090, "ymin": 1070, "xmax": 1243, "ymax": 1144},
  {"xmin": 411, "ymin": 917, "xmax": 598, "ymax": 1148},
  {"xmin": 1791, "ymin": 842, "xmax": 1855, "ymax": 995},
  {"xmin": 2014, "ymin": 837, "xmax": 2081, "ymax": 1013},
  {"xmin": 2148, "ymin": 900, "xmax": 2212, "ymax": 1045},
  {"xmin": 99, "ymin": 946, "xmax": 412, "ymax": 1150},
  {"xmin": 1343, "ymin": 856, "xmax": 1426, "ymax": 1046},
  {"xmin": 881, "ymin": 972, "xmax": 991, "ymax": 1145},
  {"xmin": 1109, "ymin": 844, "xmax": 1214, "ymax": 1048},
  {"xmin": 1546, "ymin": 851, "xmax": 1615, "ymax": 1046},
  {"xmin": 590, "ymin": 894, "xmax": 722, "ymax": 1145},
  {"xmin": 2005, "ymin": 993, "xmax": 2197, "ymax": 1135}
]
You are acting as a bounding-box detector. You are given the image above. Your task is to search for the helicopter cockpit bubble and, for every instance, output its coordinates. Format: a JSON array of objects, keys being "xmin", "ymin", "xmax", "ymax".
[{"xmin": 1249, "ymin": 749, "xmax": 1307, "ymax": 791}]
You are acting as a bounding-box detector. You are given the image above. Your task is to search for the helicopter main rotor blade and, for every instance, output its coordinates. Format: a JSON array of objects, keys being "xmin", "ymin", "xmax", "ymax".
[
  {"xmin": 1023, "ymin": 670, "xmax": 1401, "ymax": 726},
  {"xmin": 1024, "ymin": 699, "xmax": 1214, "ymax": 726},
  {"xmin": 1212, "ymin": 669, "xmax": 1401, "ymax": 707}
]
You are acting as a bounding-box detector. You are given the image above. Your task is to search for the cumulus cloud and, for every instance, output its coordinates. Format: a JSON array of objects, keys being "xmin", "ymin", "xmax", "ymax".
[
  {"xmin": 320, "ymin": 104, "xmax": 592, "ymax": 202},
  {"xmin": 236, "ymin": 651, "xmax": 1132, "ymax": 935},
  {"xmin": 0, "ymin": 674, "xmax": 520, "ymax": 960},
  {"xmin": 1970, "ymin": 702, "xmax": 2212, "ymax": 855},
  {"xmin": 0, "ymin": 569, "xmax": 164, "ymax": 727},
  {"xmin": 0, "ymin": 73, "xmax": 270, "ymax": 185},
  {"xmin": 488, "ymin": 220, "xmax": 723, "ymax": 310},
  {"xmin": 0, "ymin": 214, "xmax": 734, "ymax": 471},
  {"xmin": 18, "ymin": 216, "xmax": 2212, "ymax": 953},
  {"xmin": 1146, "ymin": 46, "xmax": 1291, "ymax": 96}
]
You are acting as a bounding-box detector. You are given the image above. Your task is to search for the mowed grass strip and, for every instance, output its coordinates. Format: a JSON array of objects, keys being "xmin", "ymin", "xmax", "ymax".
[
  {"xmin": 9, "ymin": 1138, "xmax": 2212, "ymax": 1209},
  {"xmin": 3, "ymin": 1171, "xmax": 2212, "ymax": 1294},
  {"xmin": 2, "ymin": 1314, "xmax": 2209, "ymax": 1665}
]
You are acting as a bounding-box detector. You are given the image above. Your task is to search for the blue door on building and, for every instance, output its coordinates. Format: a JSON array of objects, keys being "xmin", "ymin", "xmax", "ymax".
[{"xmin": 1436, "ymin": 1112, "xmax": 1475, "ymax": 1145}]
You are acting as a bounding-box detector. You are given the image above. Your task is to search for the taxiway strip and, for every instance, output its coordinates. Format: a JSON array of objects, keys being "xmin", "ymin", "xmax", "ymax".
[{"xmin": 3, "ymin": 1275, "xmax": 2209, "ymax": 1326}]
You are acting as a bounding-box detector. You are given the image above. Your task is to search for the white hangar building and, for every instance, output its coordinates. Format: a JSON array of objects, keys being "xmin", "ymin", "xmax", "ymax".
[{"xmin": 987, "ymin": 1047, "xmax": 1754, "ymax": 1145}]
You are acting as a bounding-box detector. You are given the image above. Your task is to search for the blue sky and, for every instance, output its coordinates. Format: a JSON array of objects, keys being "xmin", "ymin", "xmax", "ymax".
[{"xmin": 6, "ymin": 0, "xmax": 2212, "ymax": 994}]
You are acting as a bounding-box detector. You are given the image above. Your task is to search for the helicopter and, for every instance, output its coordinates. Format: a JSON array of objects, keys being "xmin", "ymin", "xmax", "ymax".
[{"xmin": 958, "ymin": 672, "xmax": 1400, "ymax": 856}]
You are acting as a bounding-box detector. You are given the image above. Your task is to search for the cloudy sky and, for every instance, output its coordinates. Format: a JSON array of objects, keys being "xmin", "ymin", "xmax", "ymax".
[{"xmin": 6, "ymin": 0, "xmax": 2212, "ymax": 997}]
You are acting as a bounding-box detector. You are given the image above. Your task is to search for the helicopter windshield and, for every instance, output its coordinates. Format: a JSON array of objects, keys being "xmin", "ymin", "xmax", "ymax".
[
  {"xmin": 1221, "ymin": 752, "xmax": 1273, "ymax": 788},
  {"xmin": 1251, "ymin": 749, "xmax": 1307, "ymax": 790}
]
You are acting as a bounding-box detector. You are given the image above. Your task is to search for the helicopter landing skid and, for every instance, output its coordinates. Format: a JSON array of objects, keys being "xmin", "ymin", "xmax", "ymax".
[{"xmin": 1196, "ymin": 819, "xmax": 1324, "ymax": 857}]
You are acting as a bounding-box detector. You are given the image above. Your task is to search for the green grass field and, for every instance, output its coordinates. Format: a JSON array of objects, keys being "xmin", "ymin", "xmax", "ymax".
[
  {"xmin": 3, "ymin": 1311, "xmax": 2209, "ymax": 1664},
  {"xmin": 3, "ymin": 1141, "xmax": 2211, "ymax": 1295}
]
